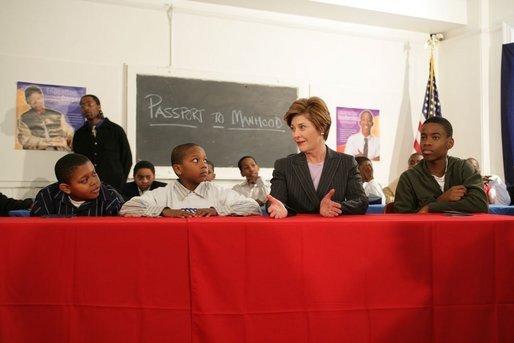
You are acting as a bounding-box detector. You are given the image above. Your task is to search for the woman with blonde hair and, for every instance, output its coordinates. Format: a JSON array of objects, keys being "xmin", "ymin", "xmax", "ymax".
[{"xmin": 266, "ymin": 96, "xmax": 368, "ymax": 218}]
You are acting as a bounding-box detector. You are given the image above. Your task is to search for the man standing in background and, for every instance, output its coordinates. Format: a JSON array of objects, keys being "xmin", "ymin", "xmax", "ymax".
[{"xmin": 72, "ymin": 94, "xmax": 132, "ymax": 193}]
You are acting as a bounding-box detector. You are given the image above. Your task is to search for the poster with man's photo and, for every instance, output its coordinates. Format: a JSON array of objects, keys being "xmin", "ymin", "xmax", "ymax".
[
  {"xmin": 336, "ymin": 106, "xmax": 381, "ymax": 161},
  {"xmin": 15, "ymin": 81, "xmax": 86, "ymax": 151}
]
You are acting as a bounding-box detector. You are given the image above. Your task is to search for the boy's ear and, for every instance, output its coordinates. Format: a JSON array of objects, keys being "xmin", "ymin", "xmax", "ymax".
[
  {"xmin": 447, "ymin": 137, "xmax": 454, "ymax": 150},
  {"xmin": 59, "ymin": 182, "xmax": 72, "ymax": 195},
  {"xmin": 172, "ymin": 164, "xmax": 182, "ymax": 176}
]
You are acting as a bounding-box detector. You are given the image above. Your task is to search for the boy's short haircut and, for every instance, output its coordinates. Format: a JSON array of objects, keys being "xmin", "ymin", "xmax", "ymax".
[
  {"xmin": 355, "ymin": 156, "xmax": 371, "ymax": 166},
  {"xmin": 55, "ymin": 153, "xmax": 90, "ymax": 183},
  {"xmin": 133, "ymin": 160, "xmax": 156, "ymax": 176},
  {"xmin": 171, "ymin": 143, "xmax": 201, "ymax": 165},
  {"xmin": 237, "ymin": 155, "xmax": 256, "ymax": 171},
  {"xmin": 206, "ymin": 160, "xmax": 215, "ymax": 171},
  {"xmin": 423, "ymin": 116, "xmax": 453, "ymax": 137}
]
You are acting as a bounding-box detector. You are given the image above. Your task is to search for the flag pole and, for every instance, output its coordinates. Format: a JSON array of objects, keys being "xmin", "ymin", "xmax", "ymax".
[
  {"xmin": 413, "ymin": 33, "xmax": 444, "ymax": 152},
  {"xmin": 430, "ymin": 50, "xmax": 434, "ymax": 116},
  {"xmin": 427, "ymin": 33, "xmax": 442, "ymax": 118}
]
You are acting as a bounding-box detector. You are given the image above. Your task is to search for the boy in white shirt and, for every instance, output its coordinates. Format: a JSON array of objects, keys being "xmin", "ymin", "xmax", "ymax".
[
  {"xmin": 206, "ymin": 160, "xmax": 216, "ymax": 181},
  {"xmin": 119, "ymin": 143, "xmax": 260, "ymax": 217},
  {"xmin": 355, "ymin": 156, "xmax": 385, "ymax": 204},
  {"xmin": 232, "ymin": 156, "xmax": 270, "ymax": 206}
]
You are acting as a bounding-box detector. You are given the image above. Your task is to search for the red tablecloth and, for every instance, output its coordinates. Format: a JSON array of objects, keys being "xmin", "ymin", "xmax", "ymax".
[
  {"xmin": 1, "ymin": 214, "xmax": 514, "ymax": 342},
  {"xmin": 0, "ymin": 217, "xmax": 191, "ymax": 343}
]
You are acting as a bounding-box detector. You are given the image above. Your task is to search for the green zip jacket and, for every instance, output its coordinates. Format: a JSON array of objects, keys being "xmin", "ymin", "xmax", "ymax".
[{"xmin": 394, "ymin": 156, "xmax": 488, "ymax": 213}]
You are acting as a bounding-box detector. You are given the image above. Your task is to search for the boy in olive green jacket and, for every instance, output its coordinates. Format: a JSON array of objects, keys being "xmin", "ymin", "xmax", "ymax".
[{"xmin": 394, "ymin": 117, "xmax": 488, "ymax": 213}]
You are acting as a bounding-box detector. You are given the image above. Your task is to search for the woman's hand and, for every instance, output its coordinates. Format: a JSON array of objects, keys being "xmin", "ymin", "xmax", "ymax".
[
  {"xmin": 266, "ymin": 194, "xmax": 288, "ymax": 219},
  {"xmin": 319, "ymin": 189, "xmax": 342, "ymax": 217}
]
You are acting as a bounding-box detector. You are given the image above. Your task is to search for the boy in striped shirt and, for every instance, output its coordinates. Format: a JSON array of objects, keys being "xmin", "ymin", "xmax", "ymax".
[{"xmin": 31, "ymin": 153, "xmax": 124, "ymax": 216}]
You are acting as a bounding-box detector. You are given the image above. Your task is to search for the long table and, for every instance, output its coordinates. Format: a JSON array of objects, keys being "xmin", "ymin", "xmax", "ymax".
[{"xmin": 1, "ymin": 214, "xmax": 514, "ymax": 342}]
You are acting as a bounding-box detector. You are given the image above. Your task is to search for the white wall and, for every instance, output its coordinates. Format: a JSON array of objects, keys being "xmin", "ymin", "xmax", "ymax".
[
  {"xmin": 0, "ymin": 0, "xmax": 169, "ymax": 197},
  {"xmin": 2, "ymin": 0, "xmax": 502, "ymax": 198},
  {"xmin": 439, "ymin": 0, "xmax": 514, "ymax": 179},
  {"xmin": 438, "ymin": 34, "xmax": 483, "ymax": 160}
]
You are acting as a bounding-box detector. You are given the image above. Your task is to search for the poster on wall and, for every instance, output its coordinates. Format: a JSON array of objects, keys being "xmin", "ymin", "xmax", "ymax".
[
  {"xmin": 336, "ymin": 106, "xmax": 380, "ymax": 161},
  {"xmin": 15, "ymin": 81, "xmax": 86, "ymax": 151}
]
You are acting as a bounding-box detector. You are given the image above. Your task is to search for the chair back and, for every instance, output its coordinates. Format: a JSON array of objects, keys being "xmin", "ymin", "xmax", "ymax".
[{"xmin": 384, "ymin": 202, "xmax": 396, "ymax": 213}]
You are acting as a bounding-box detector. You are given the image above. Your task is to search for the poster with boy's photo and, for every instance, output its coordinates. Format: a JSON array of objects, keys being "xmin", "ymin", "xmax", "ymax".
[
  {"xmin": 15, "ymin": 81, "xmax": 86, "ymax": 151},
  {"xmin": 336, "ymin": 106, "xmax": 381, "ymax": 161}
]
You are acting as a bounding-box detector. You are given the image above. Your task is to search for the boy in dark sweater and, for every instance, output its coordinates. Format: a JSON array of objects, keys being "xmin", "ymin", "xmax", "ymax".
[
  {"xmin": 31, "ymin": 153, "xmax": 124, "ymax": 216},
  {"xmin": 394, "ymin": 117, "xmax": 488, "ymax": 213}
]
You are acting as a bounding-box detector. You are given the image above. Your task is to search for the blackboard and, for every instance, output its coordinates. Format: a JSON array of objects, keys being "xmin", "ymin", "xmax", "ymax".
[{"xmin": 136, "ymin": 74, "xmax": 298, "ymax": 168}]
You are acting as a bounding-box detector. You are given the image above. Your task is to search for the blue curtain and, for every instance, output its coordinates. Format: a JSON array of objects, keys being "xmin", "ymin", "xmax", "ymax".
[{"xmin": 501, "ymin": 42, "xmax": 514, "ymax": 185}]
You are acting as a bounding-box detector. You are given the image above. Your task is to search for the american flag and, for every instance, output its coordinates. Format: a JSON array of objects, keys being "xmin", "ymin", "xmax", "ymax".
[{"xmin": 413, "ymin": 51, "xmax": 442, "ymax": 152}]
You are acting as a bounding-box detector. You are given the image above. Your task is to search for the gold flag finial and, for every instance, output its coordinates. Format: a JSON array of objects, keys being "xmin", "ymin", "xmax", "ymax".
[{"xmin": 425, "ymin": 33, "xmax": 444, "ymax": 49}]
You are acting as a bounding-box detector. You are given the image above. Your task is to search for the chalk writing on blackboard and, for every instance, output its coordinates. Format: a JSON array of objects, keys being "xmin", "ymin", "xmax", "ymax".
[
  {"xmin": 136, "ymin": 74, "xmax": 298, "ymax": 168},
  {"xmin": 144, "ymin": 93, "xmax": 286, "ymax": 132}
]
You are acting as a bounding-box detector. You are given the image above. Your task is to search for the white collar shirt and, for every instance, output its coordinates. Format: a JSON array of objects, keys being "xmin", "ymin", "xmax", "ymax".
[
  {"xmin": 119, "ymin": 180, "xmax": 260, "ymax": 217},
  {"xmin": 345, "ymin": 132, "xmax": 380, "ymax": 160},
  {"xmin": 232, "ymin": 176, "xmax": 270, "ymax": 204}
]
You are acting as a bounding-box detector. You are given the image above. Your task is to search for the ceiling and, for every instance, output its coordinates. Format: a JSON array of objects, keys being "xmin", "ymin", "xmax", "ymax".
[
  {"xmin": 186, "ymin": 0, "xmax": 467, "ymax": 34},
  {"xmin": 84, "ymin": 0, "xmax": 468, "ymax": 34}
]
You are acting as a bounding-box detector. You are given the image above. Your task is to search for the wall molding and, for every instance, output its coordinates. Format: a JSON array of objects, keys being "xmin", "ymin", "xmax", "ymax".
[{"xmin": 504, "ymin": 17, "xmax": 514, "ymax": 43}]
